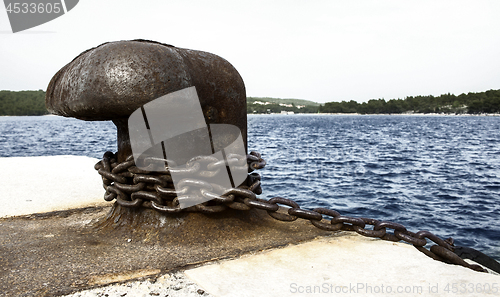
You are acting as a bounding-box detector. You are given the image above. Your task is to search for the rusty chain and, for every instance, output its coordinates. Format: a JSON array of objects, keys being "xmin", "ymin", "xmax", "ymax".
[
  {"xmin": 95, "ymin": 150, "xmax": 491, "ymax": 273},
  {"xmin": 95, "ymin": 151, "xmax": 265, "ymax": 213}
]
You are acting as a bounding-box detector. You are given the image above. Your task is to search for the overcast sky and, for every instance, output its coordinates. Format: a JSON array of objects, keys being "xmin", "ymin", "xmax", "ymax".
[{"xmin": 1, "ymin": 0, "xmax": 499, "ymax": 103}]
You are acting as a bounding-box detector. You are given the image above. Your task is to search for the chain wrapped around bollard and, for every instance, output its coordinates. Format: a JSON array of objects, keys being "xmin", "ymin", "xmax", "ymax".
[{"xmin": 95, "ymin": 150, "xmax": 494, "ymax": 274}]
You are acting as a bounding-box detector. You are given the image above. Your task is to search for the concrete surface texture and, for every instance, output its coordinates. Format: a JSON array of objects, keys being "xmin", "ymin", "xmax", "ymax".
[
  {"xmin": 0, "ymin": 156, "xmax": 106, "ymax": 217},
  {"xmin": 186, "ymin": 234, "xmax": 500, "ymax": 297},
  {"xmin": 0, "ymin": 205, "xmax": 333, "ymax": 296},
  {"xmin": 62, "ymin": 272, "xmax": 214, "ymax": 297}
]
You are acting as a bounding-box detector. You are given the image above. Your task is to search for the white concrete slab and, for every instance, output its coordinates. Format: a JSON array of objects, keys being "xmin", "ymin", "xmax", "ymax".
[
  {"xmin": 185, "ymin": 234, "xmax": 500, "ymax": 297},
  {"xmin": 0, "ymin": 155, "xmax": 106, "ymax": 217}
]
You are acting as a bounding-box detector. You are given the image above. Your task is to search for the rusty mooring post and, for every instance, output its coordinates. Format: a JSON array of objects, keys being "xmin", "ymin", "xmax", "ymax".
[{"xmin": 44, "ymin": 39, "xmax": 274, "ymax": 237}]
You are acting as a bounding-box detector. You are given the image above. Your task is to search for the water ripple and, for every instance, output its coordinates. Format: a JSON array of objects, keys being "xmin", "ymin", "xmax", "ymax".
[{"xmin": 249, "ymin": 114, "xmax": 500, "ymax": 261}]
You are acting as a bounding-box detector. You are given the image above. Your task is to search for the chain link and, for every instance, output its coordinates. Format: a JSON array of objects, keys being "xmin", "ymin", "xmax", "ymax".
[{"xmin": 96, "ymin": 150, "xmax": 492, "ymax": 273}]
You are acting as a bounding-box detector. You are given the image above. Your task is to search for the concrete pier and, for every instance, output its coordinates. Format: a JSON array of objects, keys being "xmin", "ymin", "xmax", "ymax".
[{"xmin": 1, "ymin": 156, "xmax": 498, "ymax": 297}]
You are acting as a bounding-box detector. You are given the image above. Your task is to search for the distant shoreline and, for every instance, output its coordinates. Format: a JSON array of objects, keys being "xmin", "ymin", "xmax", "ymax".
[
  {"xmin": 2, "ymin": 113, "xmax": 500, "ymax": 118},
  {"xmin": 0, "ymin": 114, "xmax": 55, "ymax": 118},
  {"xmin": 249, "ymin": 113, "xmax": 500, "ymax": 116}
]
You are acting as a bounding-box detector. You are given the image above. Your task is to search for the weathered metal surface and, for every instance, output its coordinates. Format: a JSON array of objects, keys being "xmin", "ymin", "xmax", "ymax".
[{"xmin": 45, "ymin": 39, "xmax": 247, "ymax": 161}]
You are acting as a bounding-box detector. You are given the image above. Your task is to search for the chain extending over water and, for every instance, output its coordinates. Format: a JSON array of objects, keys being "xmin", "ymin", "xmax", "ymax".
[{"xmin": 95, "ymin": 151, "xmax": 488, "ymax": 273}]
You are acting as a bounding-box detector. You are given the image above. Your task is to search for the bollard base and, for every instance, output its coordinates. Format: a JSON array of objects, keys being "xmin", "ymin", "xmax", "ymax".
[{"xmin": 95, "ymin": 203, "xmax": 320, "ymax": 245}]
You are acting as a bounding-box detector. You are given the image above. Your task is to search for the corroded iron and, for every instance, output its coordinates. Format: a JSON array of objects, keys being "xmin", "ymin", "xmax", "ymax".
[{"xmin": 45, "ymin": 39, "xmax": 247, "ymax": 162}]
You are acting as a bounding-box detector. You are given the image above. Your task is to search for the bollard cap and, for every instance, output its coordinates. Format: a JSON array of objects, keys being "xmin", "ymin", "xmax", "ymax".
[{"xmin": 45, "ymin": 39, "xmax": 247, "ymax": 146}]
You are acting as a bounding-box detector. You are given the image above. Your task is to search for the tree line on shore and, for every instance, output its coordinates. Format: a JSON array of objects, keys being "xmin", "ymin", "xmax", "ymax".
[
  {"xmin": 319, "ymin": 89, "xmax": 500, "ymax": 114},
  {"xmin": 0, "ymin": 90, "xmax": 48, "ymax": 116},
  {"xmin": 1, "ymin": 89, "xmax": 499, "ymax": 116}
]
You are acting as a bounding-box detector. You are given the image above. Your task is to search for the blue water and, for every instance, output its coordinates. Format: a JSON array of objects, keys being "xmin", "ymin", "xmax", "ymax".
[
  {"xmin": 0, "ymin": 115, "xmax": 116, "ymax": 158},
  {"xmin": 1, "ymin": 114, "xmax": 499, "ymax": 261}
]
